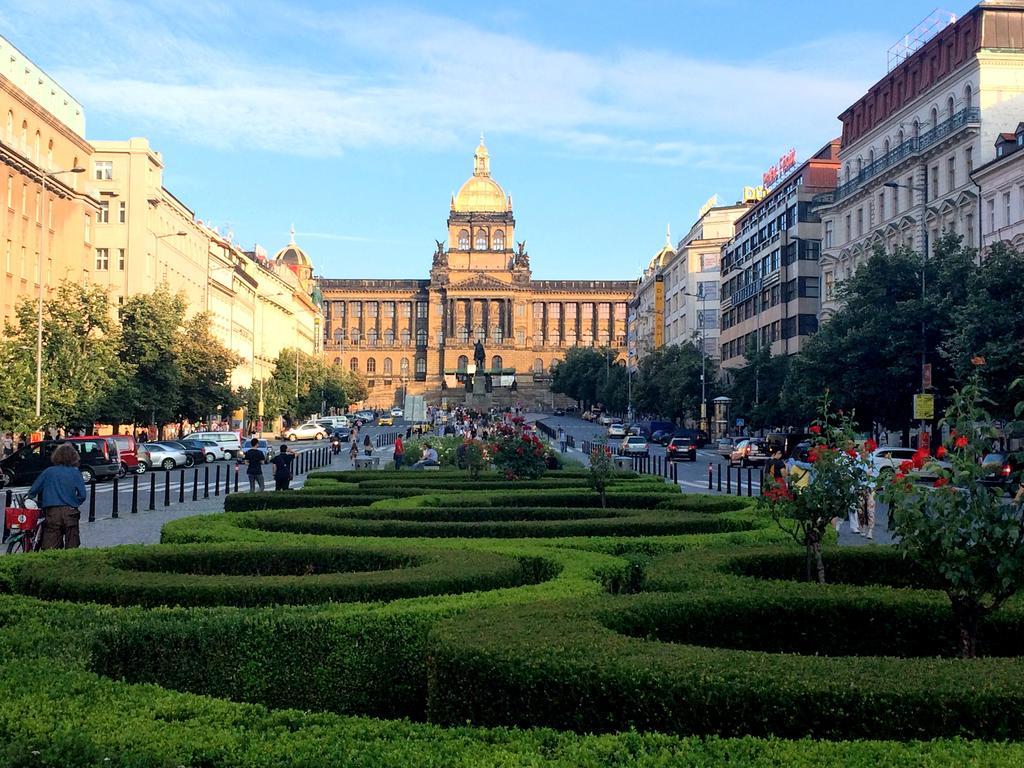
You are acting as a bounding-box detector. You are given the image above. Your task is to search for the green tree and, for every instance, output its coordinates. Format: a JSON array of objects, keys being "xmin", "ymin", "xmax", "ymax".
[
  {"xmin": 3, "ymin": 283, "xmax": 123, "ymax": 431},
  {"xmin": 587, "ymin": 438, "xmax": 614, "ymax": 508},
  {"xmin": 0, "ymin": 329, "xmax": 36, "ymax": 433},
  {"xmin": 550, "ymin": 348, "xmax": 607, "ymax": 409},
  {"xmin": 632, "ymin": 341, "xmax": 711, "ymax": 421},
  {"xmin": 117, "ymin": 286, "xmax": 186, "ymax": 426},
  {"xmin": 727, "ymin": 345, "xmax": 795, "ymax": 429},
  {"xmin": 176, "ymin": 313, "xmax": 242, "ymax": 424}
]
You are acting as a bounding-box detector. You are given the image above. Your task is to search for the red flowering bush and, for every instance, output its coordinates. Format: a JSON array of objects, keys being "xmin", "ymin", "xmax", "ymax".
[{"xmin": 489, "ymin": 422, "xmax": 547, "ymax": 480}]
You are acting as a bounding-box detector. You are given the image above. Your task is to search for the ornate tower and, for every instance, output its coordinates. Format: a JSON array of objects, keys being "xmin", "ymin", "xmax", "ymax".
[{"xmin": 446, "ymin": 137, "xmax": 516, "ymax": 273}]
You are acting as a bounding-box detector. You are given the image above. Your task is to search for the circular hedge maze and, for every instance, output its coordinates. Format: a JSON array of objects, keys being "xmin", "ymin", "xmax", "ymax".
[{"xmin": 3, "ymin": 466, "xmax": 1024, "ymax": 766}]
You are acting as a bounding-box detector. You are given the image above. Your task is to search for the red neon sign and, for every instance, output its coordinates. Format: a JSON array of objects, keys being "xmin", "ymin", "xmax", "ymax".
[{"xmin": 762, "ymin": 148, "xmax": 797, "ymax": 188}]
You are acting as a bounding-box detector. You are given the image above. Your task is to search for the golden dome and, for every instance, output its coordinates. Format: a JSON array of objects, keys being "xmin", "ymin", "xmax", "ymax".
[
  {"xmin": 274, "ymin": 226, "xmax": 311, "ymax": 267},
  {"xmin": 452, "ymin": 137, "xmax": 510, "ymax": 213}
]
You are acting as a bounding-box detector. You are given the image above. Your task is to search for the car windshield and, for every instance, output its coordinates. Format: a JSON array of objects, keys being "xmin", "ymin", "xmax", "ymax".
[
  {"xmin": 982, "ymin": 453, "xmax": 1007, "ymax": 465},
  {"xmin": 627, "ymin": 437, "xmax": 645, "ymax": 444}
]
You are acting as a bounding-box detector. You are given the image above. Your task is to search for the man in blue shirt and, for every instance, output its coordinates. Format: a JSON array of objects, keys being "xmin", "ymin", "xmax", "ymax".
[{"xmin": 27, "ymin": 443, "xmax": 87, "ymax": 549}]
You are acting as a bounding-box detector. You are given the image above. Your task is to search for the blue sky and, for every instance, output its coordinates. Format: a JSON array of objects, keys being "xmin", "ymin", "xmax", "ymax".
[{"xmin": 0, "ymin": 1, "xmax": 972, "ymax": 280}]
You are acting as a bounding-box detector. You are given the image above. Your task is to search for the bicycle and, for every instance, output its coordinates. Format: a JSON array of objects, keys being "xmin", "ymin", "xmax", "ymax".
[{"xmin": 4, "ymin": 495, "xmax": 44, "ymax": 554}]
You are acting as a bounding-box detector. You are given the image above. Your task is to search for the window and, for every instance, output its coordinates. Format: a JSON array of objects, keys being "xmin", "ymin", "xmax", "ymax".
[
  {"xmin": 118, "ymin": 201, "xmax": 126, "ymax": 223},
  {"xmin": 965, "ymin": 146, "xmax": 973, "ymax": 174},
  {"xmin": 930, "ymin": 165, "xmax": 939, "ymax": 199},
  {"xmin": 516, "ymin": 329, "xmax": 525, "ymax": 345},
  {"xmin": 416, "ymin": 301, "xmax": 427, "ymax": 319},
  {"xmin": 94, "ymin": 161, "xmax": 113, "ymax": 180},
  {"xmin": 98, "ymin": 200, "xmax": 109, "ymax": 223},
  {"xmin": 947, "ymin": 156, "xmax": 956, "ymax": 191},
  {"xmin": 350, "ymin": 328, "xmax": 361, "ymax": 344},
  {"xmin": 1004, "ymin": 192, "xmax": 1012, "ymax": 226},
  {"xmin": 350, "ymin": 358, "xmax": 358, "ymax": 371},
  {"xmin": 367, "ymin": 301, "xmax": 378, "ymax": 318},
  {"xmin": 474, "ymin": 228, "xmax": 487, "ymax": 250},
  {"xmin": 493, "ymin": 229, "xmax": 504, "ymax": 250},
  {"xmin": 366, "ymin": 358, "xmax": 376, "ymax": 374},
  {"xmin": 384, "ymin": 328, "xmax": 394, "ymax": 345},
  {"xmin": 515, "ymin": 302, "xmax": 525, "ymax": 317},
  {"xmin": 824, "ymin": 220, "xmax": 833, "ymax": 248},
  {"xmin": 533, "ymin": 358, "xmax": 544, "ymax": 373},
  {"xmin": 856, "ymin": 208, "xmax": 863, "ymax": 237},
  {"xmin": 367, "ymin": 328, "xmax": 378, "ymax": 346},
  {"xmin": 416, "ymin": 328, "xmax": 426, "ymax": 346},
  {"xmin": 350, "ymin": 301, "xmax": 361, "ymax": 317},
  {"xmin": 987, "ymin": 198, "xmax": 996, "ymax": 232},
  {"xmin": 400, "ymin": 358, "xmax": 410, "ymax": 375},
  {"xmin": 845, "ymin": 214, "xmax": 852, "ymax": 241},
  {"xmin": 877, "ymin": 192, "xmax": 885, "ymax": 223},
  {"xmin": 457, "ymin": 325, "xmax": 469, "ymax": 343},
  {"xmin": 474, "ymin": 325, "xmax": 484, "ymax": 342},
  {"xmin": 457, "ymin": 355, "xmax": 468, "ymax": 370},
  {"xmin": 966, "ymin": 214, "xmax": 974, "ymax": 247},
  {"xmin": 401, "ymin": 329, "xmax": 411, "ymax": 345},
  {"xmin": 95, "ymin": 248, "xmax": 109, "ymax": 270},
  {"xmin": 458, "ymin": 230, "xmax": 469, "ymax": 249},
  {"xmin": 118, "ymin": 248, "xmax": 125, "ymax": 270},
  {"xmin": 491, "ymin": 355, "xmax": 503, "ymax": 371},
  {"xmin": 964, "ymin": 84, "xmax": 973, "ymax": 110},
  {"xmin": 947, "ymin": 96, "xmax": 954, "ymax": 119},
  {"xmin": 415, "ymin": 357, "xmax": 426, "ymax": 375},
  {"xmin": 383, "ymin": 301, "xmax": 395, "ymax": 318}
]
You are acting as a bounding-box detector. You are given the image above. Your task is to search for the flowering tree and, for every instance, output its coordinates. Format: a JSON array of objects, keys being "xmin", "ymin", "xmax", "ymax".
[
  {"xmin": 758, "ymin": 394, "xmax": 874, "ymax": 583},
  {"xmin": 883, "ymin": 370, "xmax": 1024, "ymax": 658},
  {"xmin": 489, "ymin": 421, "xmax": 547, "ymax": 480},
  {"xmin": 588, "ymin": 439, "xmax": 614, "ymax": 508}
]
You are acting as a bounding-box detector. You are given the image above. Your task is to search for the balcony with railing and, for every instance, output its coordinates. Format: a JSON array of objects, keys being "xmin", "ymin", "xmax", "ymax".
[{"xmin": 829, "ymin": 107, "xmax": 980, "ymax": 205}]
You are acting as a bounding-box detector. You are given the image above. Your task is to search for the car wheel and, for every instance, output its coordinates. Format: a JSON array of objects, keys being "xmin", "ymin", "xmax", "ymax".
[
  {"xmin": 315, "ymin": 433, "xmax": 325, "ymax": 441},
  {"xmin": 135, "ymin": 462, "xmax": 148, "ymax": 475},
  {"xmin": 117, "ymin": 462, "xmax": 128, "ymax": 479},
  {"xmin": 80, "ymin": 467, "xmax": 95, "ymax": 484},
  {"xmin": 288, "ymin": 434, "xmax": 297, "ymax": 442},
  {"xmin": 205, "ymin": 452, "xmax": 215, "ymax": 463},
  {"xmin": 161, "ymin": 458, "xmax": 175, "ymax": 471},
  {"xmin": 185, "ymin": 456, "xmax": 195, "ymax": 468},
  {"xmin": 1, "ymin": 469, "xmax": 13, "ymax": 488}
]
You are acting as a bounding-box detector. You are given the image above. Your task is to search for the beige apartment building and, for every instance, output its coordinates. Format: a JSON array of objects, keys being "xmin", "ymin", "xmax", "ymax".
[{"xmin": 0, "ymin": 35, "xmax": 98, "ymax": 326}]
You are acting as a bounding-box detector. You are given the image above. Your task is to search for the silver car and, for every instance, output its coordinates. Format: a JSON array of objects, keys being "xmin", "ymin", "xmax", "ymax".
[
  {"xmin": 143, "ymin": 442, "xmax": 188, "ymax": 471},
  {"xmin": 283, "ymin": 421, "xmax": 328, "ymax": 441}
]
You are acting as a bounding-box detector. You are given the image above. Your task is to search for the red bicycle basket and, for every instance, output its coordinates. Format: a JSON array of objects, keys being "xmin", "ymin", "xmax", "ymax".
[{"xmin": 4, "ymin": 506, "xmax": 40, "ymax": 532}]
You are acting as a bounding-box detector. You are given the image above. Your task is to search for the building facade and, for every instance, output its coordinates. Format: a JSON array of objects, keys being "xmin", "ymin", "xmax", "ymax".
[
  {"xmin": 320, "ymin": 140, "xmax": 633, "ymax": 407},
  {"xmin": 0, "ymin": 35, "xmax": 98, "ymax": 326},
  {"xmin": 973, "ymin": 122, "xmax": 1024, "ymax": 250},
  {"xmin": 719, "ymin": 140, "xmax": 840, "ymax": 369},
  {"xmin": 818, "ymin": 0, "xmax": 1024, "ymax": 316}
]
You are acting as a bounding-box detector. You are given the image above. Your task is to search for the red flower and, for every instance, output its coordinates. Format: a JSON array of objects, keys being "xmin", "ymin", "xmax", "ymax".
[
  {"xmin": 933, "ymin": 476, "xmax": 950, "ymax": 488},
  {"xmin": 809, "ymin": 425, "xmax": 821, "ymax": 435},
  {"xmin": 893, "ymin": 472, "xmax": 906, "ymax": 482},
  {"xmin": 807, "ymin": 447, "xmax": 821, "ymax": 463},
  {"xmin": 936, "ymin": 445, "xmax": 947, "ymax": 459},
  {"xmin": 898, "ymin": 460, "xmax": 914, "ymax": 474},
  {"xmin": 912, "ymin": 449, "xmax": 928, "ymax": 470},
  {"xmin": 954, "ymin": 435, "xmax": 969, "ymax": 449},
  {"xmin": 846, "ymin": 448, "xmax": 858, "ymax": 459},
  {"xmin": 864, "ymin": 438, "xmax": 877, "ymax": 453},
  {"xmin": 971, "ymin": 355, "xmax": 986, "ymax": 367}
]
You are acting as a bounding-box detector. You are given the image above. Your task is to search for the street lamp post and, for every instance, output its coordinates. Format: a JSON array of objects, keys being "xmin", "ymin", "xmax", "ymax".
[
  {"xmin": 884, "ymin": 178, "xmax": 930, "ymax": 448},
  {"xmin": 36, "ymin": 166, "xmax": 85, "ymax": 420},
  {"xmin": 681, "ymin": 286, "xmax": 708, "ymax": 433}
]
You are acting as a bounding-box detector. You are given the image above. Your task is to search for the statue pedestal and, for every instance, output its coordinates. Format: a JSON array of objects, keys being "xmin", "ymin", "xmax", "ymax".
[{"xmin": 465, "ymin": 372, "xmax": 491, "ymax": 409}]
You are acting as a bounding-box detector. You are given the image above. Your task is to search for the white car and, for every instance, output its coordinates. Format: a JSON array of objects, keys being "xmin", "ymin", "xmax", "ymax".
[
  {"xmin": 284, "ymin": 422, "xmax": 328, "ymax": 441},
  {"xmin": 143, "ymin": 442, "xmax": 188, "ymax": 471},
  {"xmin": 598, "ymin": 414, "xmax": 615, "ymax": 426},
  {"xmin": 608, "ymin": 423, "xmax": 627, "ymax": 438},
  {"xmin": 183, "ymin": 431, "xmax": 243, "ymax": 460},
  {"xmin": 619, "ymin": 436, "xmax": 650, "ymax": 456},
  {"xmin": 869, "ymin": 447, "xmax": 951, "ymax": 478},
  {"xmin": 390, "ymin": 407, "xmax": 404, "ymax": 418}
]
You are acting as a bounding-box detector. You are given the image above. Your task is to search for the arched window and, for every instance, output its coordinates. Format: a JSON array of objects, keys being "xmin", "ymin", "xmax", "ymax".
[
  {"xmin": 474, "ymin": 228, "xmax": 487, "ymax": 250},
  {"xmin": 457, "ymin": 355, "xmax": 468, "ymax": 370},
  {"xmin": 415, "ymin": 357, "xmax": 426, "ymax": 374},
  {"xmin": 491, "ymin": 355, "xmax": 503, "ymax": 371},
  {"xmin": 33, "ymin": 131, "xmax": 40, "ymax": 163},
  {"xmin": 400, "ymin": 358, "xmax": 410, "ymax": 375},
  {"xmin": 350, "ymin": 357, "xmax": 359, "ymax": 371},
  {"xmin": 867, "ymin": 149, "xmax": 874, "ymax": 167},
  {"xmin": 367, "ymin": 328, "xmax": 378, "ymax": 346},
  {"xmin": 947, "ymin": 96, "xmax": 955, "ymax": 119},
  {"xmin": 844, "ymin": 163, "xmax": 850, "ymax": 182},
  {"xmin": 912, "ymin": 120, "xmax": 920, "ymax": 139},
  {"xmin": 333, "ymin": 327, "xmax": 344, "ymax": 341},
  {"xmin": 493, "ymin": 229, "xmax": 504, "ymax": 250},
  {"xmin": 897, "ymin": 129, "xmax": 904, "ymax": 145},
  {"xmin": 384, "ymin": 328, "xmax": 394, "ymax": 345},
  {"xmin": 401, "ymin": 329, "xmax": 411, "ymax": 345},
  {"xmin": 350, "ymin": 328, "xmax": 361, "ymax": 344},
  {"xmin": 883, "ymin": 139, "xmax": 890, "ymax": 155},
  {"xmin": 964, "ymin": 84, "xmax": 973, "ymax": 110},
  {"xmin": 383, "ymin": 357, "xmax": 393, "ymax": 375},
  {"xmin": 533, "ymin": 358, "xmax": 544, "ymax": 373},
  {"xmin": 474, "ymin": 325, "xmax": 484, "ymax": 342},
  {"xmin": 855, "ymin": 157, "xmax": 862, "ymax": 175},
  {"xmin": 416, "ymin": 328, "xmax": 426, "ymax": 346},
  {"xmin": 46, "ymin": 139, "xmax": 52, "ymax": 169},
  {"xmin": 493, "ymin": 326, "xmax": 503, "ymax": 343},
  {"xmin": 332, "ymin": 357, "xmax": 341, "ymax": 366},
  {"xmin": 366, "ymin": 357, "xmax": 376, "ymax": 373},
  {"xmin": 930, "ymin": 107, "xmax": 938, "ymax": 127},
  {"xmin": 20, "ymin": 120, "xmax": 27, "ymax": 151},
  {"xmin": 458, "ymin": 229, "xmax": 469, "ymax": 249}
]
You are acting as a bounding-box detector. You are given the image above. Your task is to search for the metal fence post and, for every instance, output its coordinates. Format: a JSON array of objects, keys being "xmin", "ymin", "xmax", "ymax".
[
  {"xmin": 234, "ymin": 465, "xmax": 239, "ymax": 492},
  {"xmin": 214, "ymin": 465, "xmax": 220, "ymax": 497},
  {"xmin": 747, "ymin": 466, "xmax": 753, "ymax": 497},
  {"xmin": 707, "ymin": 463, "xmax": 713, "ymax": 490},
  {"xmin": 726, "ymin": 465, "xmax": 732, "ymax": 494},
  {"xmin": 164, "ymin": 472, "xmax": 171, "ymax": 506},
  {"xmin": 717, "ymin": 463, "xmax": 722, "ymax": 492},
  {"xmin": 192, "ymin": 467, "xmax": 199, "ymax": 501},
  {"xmin": 148, "ymin": 473, "xmax": 156, "ymax": 511},
  {"xmin": 88, "ymin": 482, "xmax": 96, "ymax": 522},
  {"xmin": 111, "ymin": 476, "xmax": 119, "ymax": 519},
  {"xmin": 204, "ymin": 466, "xmax": 210, "ymax": 499},
  {"xmin": 179, "ymin": 469, "xmax": 186, "ymax": 503},
  {"xmin": 131, "ymin": 474, "xmax": 139, "ymax": 514}
]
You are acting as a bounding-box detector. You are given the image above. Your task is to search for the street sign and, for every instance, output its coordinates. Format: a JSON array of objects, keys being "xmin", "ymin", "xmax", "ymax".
[
  {"xmin": 735, "ymin": 418, "xmax": 745, "ymax": 427},
  {"xmin": 922, "ymin": 363, "xmax": 932, "ymax": 389},
  {"xmin": 913, "ymin": 393, "xmax": 934, "ymax": 421}
]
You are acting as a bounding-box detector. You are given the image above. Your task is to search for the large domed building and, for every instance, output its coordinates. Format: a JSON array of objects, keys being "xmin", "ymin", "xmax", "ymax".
[{"xmin": 317, "ymin": 139, "xmax": 633, "ymax": 407}]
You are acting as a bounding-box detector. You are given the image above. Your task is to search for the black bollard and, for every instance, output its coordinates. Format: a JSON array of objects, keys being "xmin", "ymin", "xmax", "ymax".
[
  {"xmin": 4, "ymin": 490, "xmax": 10, "ymax": 509},
  {"xmin": 747, "ymin": 466, "xmax": 753, "ymax": 497},
  {"xmin": 179, "ymin": 469, "xmax": 186, "ymax": 503},
  {"xmin": 726, "ymin": 465, "xmax": 732, "ymax": 494},
  {"xmin": 214, "ymin": 465, "xmax": 220, "ymax": 497},
  {"xmin": 737, "ymin": 466, "xmax": 743, "ymax": 496},
  {"xmin": 717, "ymin": 463, "xmax": 722, "ymax": 492},
  {"xmin": 192, "ymin": 467, "xmax": 199, "ymax": 501},
  {"xmin": 131, "ymin": 474, "xmax": 139, "ymax": 514},
  {"xmin": 111, "ymin": 476, "xmax": 119, "ymax": 519},
  {"xmin": 204, "ymin": 466, "xmax": 210, "ymax": 499},
  {"xmin": 88, "ymin": 481, "xmax": 96, "ymax": 522},
  {"xmin": 672, "ymin": 461, "xmax": 678, "ymax": 483},
  {"xmin": 234, "ymin": 465, "xmax": 239, "ymax": 492},
  {"xmin": 708, "ymin": 463, "xmax": 713, "ymax": 490},
  {"xmin": 164, "ymin": 472, "xmax": 171, "ymax": 507},
  {"xmin": 148, "ymin": 473, "xmax": 156, "ymax": 511},
  {"xmin": 224, "ymin": 465, "xmax": 230, "ymax": 497}
]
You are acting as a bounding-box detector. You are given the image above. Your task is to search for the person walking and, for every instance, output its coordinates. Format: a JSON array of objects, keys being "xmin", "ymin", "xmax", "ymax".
[
  {"xmin": 239, "ymin": 437, "xmax": 266, "ymax": 492},
  {"xmin": 763, "ymin": 449, "xmax": 787, "ymax": 493},
  {"xmin": 271, "ymin": 444, "xmax": 295, "ymax": 491},
  {"xmin": 393, "ymin": 435, "xmax": 404, "ymax": 470},
  {"xmin": 558, "ymin": 426, "xmax": 566, "ymax": 453},
  {"xmin": 26, "ymin": 443, "xmax": 87, "ymax": 549},
  {"xmin": 363, "ymin": 434, "xmax": 372, "ymax": 456},
  {"xmin": 349, "ymin": 439, "xmax": 359, "ymax": 464}
]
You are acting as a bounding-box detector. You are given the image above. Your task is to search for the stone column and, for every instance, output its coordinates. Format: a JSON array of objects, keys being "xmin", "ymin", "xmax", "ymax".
[
  {"xmin": 482, "ymin": 298, "xmax": 490, "ymax": 341},
  {"xmin": 466, "ymin": 298, "xmax": 473, "ymax": 337}
]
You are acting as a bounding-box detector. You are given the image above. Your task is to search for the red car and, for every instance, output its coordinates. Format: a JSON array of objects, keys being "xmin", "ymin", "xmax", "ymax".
[
  {"xmin": 666, "ymin": 437, "xmax": 697, "ymax": 462},
  {"xmin": 110, "ymin": 434, "xmax": 147, "ymax": 476}
]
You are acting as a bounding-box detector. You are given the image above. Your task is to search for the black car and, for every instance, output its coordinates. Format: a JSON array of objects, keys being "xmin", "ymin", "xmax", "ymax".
[
  {"xmin": 0, "ymin": 437, "xmax": 120, "ymax": 487},
  {"xmin": 673, "ymin": 428, "xmax": 709, "ymax": 448},
  {"xmin": 156, "ymin": 441, "xmax": 206, "ymax": 468},
  {"xmin": 979, "ymin": 452, "xmax": 1022, "ymax": 495},
  {"xmin": 666, "ymin": 437, "xmax": 698, "ymax": 462},
  {"xmin": 553, "ymin": 408, "xmax": 565, "ymax": 416},
  {"xmin": 331, "ymin": 427, "xmax": 352, "ymax": 442},
  {"xmin": 650, "ymin": 430, "xmax": 670, "ymax": 445}
]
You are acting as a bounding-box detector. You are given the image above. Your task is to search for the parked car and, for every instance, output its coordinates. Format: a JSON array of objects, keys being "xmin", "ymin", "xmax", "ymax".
[
  {"xmin": 673, "ymin": 428, "xmax": 709, "ymax": 448},
  {"xmin": 390, "ymin": 407, "xmax": 404, "ymax": 418},
  {"xmin": 330, "ymin": 427, "xmax": 352, "ymax": 442},
  {"xmin": 154, "ymin": 441, "xmax": 206, "ymax": 468},
  {"xmin": 717, "ymin": 437, "xmax": 737, "ymax": 458},
  {"xmin": 979, "ymin": 452, "xmax": 1022, "ymax": 495},
  {"xmin": 283, "ymin": 422, "xmax": 327, "ymax": 441},
  {"xmin": 650, "ymin": 430, "xmax": 670, "ymax": 445},
  {"xmin": 868, "ymin": 447, "xmax": 951, "ymax": 479},
  {"xmin": 178, "ymin": 438, "xmax": 220, "ymax": 463},
  {"xmin": 143, "ymin": 442, "xmax": 188, "ymax": 471},
  {"xmin": 0, "ymin": 437, "xmax": 120, "ymax": 487},
  {"xmin": 581, "ymin": 410, "xmax": 596, "ymax": 422},
  {"xmin": 378, "ymin": 415, "xmax": 395, "ymax": 427},
  {"xmin": 619, "ymin": 435, "xmax": 650, "ymax": 457},
  {"xmin": 183, "ymin": 431, "xmax": 243, "ymax": 460},
  {"xmin": 666, "ymin": 436, "xmax": 698, "ymax": 462},
  {"xmin": 730, "ymin": 439, "xmax": 769, "ymax": 467},
  {"xmin": 110, "ymin": 434, "xmax": 146, "ymax": 476},
  {"xmin": 598, "ymin": 414, "xmax": 615, "ymax": 426},
  {"xmin": 607, "ymin": 423, "xmax": 627, "ymax": 438}
]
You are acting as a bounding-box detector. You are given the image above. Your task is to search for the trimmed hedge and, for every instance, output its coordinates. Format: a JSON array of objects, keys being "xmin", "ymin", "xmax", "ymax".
[{"xmin": 11, "ymin": 543, "xmax": 558, "ymax": 607}]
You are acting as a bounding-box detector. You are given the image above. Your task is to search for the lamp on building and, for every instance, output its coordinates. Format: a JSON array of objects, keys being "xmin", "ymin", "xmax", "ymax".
[
  {"xmin": 35, "ymin": 166, "xmax": 85, "ymax": 420},
  {"xmin": 884, "ymin": 179, "xmax": 930, "ymax": 448}
]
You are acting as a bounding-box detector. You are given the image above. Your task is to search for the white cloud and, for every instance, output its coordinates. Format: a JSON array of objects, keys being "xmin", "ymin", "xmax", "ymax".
[{"xmin": 1, "ymin": 1, "xmax": 882, "ymax": 167}]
